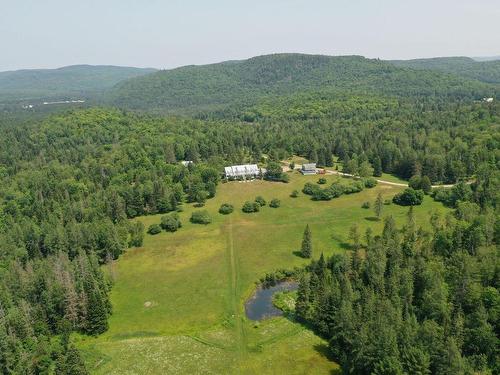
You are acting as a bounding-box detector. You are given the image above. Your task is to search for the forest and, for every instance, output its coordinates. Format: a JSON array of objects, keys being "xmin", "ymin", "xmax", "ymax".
[{"xmin": 0, "ymin": 54, "xmax": 498, "ymax": 374}]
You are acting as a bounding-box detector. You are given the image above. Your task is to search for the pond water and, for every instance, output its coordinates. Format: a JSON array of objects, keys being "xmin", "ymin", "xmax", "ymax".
[{"xmin": 244, "ymin": 281, "xmax": 298, "ymax": 321}]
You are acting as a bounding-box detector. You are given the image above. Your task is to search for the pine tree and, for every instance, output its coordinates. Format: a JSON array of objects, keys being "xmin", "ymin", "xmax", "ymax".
[
  {"xmin": 85, "ymin": 285, "xmax": 108, "ymax": 335},
  {"xmin": 324, "ymin": 150, "xmax": 334, "ymax": 167},
  {"xmin": 295, "ymin": 275, "xmax": 312, "ymax": 320},
  {"xmin": 348, "ymin": 224, "xmax": 360, "ymax": 251},
  {"xmin": 300, "ymin": 225, "xmax": 312, "ymax": 258},
  {"xmin": 64, "ymin": 345, "xmax": 89, "ymax": 375},
  {"xmin": 374, "ymin": 192, "xmax": 383, "ymax": 219}
]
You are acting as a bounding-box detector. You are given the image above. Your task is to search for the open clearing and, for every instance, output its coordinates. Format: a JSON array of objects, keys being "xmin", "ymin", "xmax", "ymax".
[{"xmin": 78, "ymin": 172, "xmax": 449, "ymax": 374}]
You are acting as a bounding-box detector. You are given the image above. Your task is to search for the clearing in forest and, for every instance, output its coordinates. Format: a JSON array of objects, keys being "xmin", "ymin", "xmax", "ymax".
[{"xmin": 78, "ymin": 172, "xmax": 449, "ymax": 374}]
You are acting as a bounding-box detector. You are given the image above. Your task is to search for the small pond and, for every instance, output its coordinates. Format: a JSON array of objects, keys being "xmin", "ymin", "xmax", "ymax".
[{"xmin": 244, "ymin": 281, "xmax": 298, "ymax": 321}]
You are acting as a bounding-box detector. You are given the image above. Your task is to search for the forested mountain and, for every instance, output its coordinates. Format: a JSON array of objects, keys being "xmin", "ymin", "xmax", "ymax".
[
  {"xmin": 0, "ymin": 65, "xmax": 156, "ymax": 103},
  {"xmin": 390, "ymin": 57, "xmax": 500, "ymax": 84},
  {"xmin": 106, "ymin": 54, "xmax": 497, "ymax": 112}
]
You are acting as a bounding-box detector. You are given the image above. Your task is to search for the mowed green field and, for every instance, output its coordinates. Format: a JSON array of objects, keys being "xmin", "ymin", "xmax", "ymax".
[{"xmin": 78, "ymin": 172, "xmax": 449, "ymax": 374}]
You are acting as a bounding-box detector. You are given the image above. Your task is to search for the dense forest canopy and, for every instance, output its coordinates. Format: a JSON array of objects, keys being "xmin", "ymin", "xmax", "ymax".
[{"xmin": 0, "ymin": 53, "xmax": 498, "ymax": 373}]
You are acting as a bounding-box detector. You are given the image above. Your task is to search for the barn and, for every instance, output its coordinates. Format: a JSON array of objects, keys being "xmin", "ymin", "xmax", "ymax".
[{"xmin": 224, "ymin": 164, "xmax": 261, "ymax": 179}]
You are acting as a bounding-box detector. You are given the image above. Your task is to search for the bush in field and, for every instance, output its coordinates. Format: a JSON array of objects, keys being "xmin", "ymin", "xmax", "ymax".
[
  {"xmin": 242, "ymin": 201, "xmax": 260, "ymax": 213},
  {"xmin": 255, "ymin": 196, "xmax": 267, "ymax": 206},
  {"xmin": 344, "ymin": 181, "xmax": 364, "ymax": 194},
  {"xmin": 269, "ymin": 198, "xmax": 281, "ymax": 208},
  {"xmin": 160, "ymin": 212, "xmax": 182, "ymax": 232},
  {"xmin": 190, "ymin": 210, "xmax": 212, "ymax": 224},
  {"xmin": 303, "ymin": 182, "xmax": 321, "ymax": 196},
  {"xmin": 317, "ymin": 177, "xmax": 327, "ymax": 184},
  {"xmin": 393, "ymin": 188, "xmax": 424, "ymax": 206},
  {"xmin": 147, "ymin": 224, "xmax": 162, "ymax": 235},
  {"xmin": 219, "ymin": 203, "xmax": 234, "ymax": 215},
  {"xmin": 290, "ymin": 190, "xmax": 299, "ymax": 198},
  {"xmin": 361, "ymin": 201, "xmax": 371, "ymax": 209},
  {"xmin": 363, "ymin": 178, "xmax": 377, "ymax": 188}
]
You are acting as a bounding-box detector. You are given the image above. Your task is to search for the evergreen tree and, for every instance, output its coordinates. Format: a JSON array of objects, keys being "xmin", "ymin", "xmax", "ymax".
[
  {"xmin": 348, "ymin": 224, "xmax": 360, "ymax": 250},
  {"xmin": 324, "ymin": 150, "xmax": 334, "ymax": 167},
  {"xmin": 300, "ymin": 224, "xmax": 312, "ymax": 258},
  {"xmin": 374, "ymin": 192, "xmax": 384, "ymax": 219},
  {"xmin": 85, "ymin": 286, "xmax": 108, "ymax": 335},
  {"xmin": 64, "ymin": 345, "xmax": 89, "ymax": 375},
  {"xmin": 295, "ymin": 275, "xmax": 312, "ymax": 320}
]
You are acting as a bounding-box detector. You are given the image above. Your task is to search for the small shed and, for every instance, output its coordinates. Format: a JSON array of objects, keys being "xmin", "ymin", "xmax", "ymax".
[
  {"xmin": 301, "ymin": 163, "xmax": 317, "ymax": 175},
  {"xmin": 181, "ymin": 161, "xmax": 193, "ymax": 167}
]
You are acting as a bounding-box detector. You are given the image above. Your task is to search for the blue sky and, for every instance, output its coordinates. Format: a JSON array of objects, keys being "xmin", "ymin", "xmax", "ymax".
[{"xmin": 1, "ymin": 0, "xmax": 499, "ymax": 71}]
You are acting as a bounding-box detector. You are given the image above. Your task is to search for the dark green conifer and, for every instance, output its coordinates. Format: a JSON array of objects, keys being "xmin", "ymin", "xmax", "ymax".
[{"xmin": 300, "ymin": 224, "xmax": 312, "ymax": 258}]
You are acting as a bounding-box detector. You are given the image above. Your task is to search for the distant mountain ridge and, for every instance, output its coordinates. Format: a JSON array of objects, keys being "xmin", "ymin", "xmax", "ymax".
[
  {"xmin": 473, "ymin": 56, "xmax": 500, "ymax": 62},
  {"xmin": 2, "ymin": 54, "xmax": 499, "ymax": 111},
  {"xmin": 389, "ymin": 56, "xmax": 500, "ymax": 84},
  {"xmin": 0, "ymin": 65, "xmax": 157, "ymax": 103},
  {"xmin": 104, "ymin": 53, "xmax": 498, "ymax": 113}
]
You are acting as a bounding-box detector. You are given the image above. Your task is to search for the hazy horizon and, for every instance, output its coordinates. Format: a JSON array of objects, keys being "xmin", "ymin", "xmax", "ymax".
[
  {"xmin": 1, "ymin": 0, "xmax": 499, "ymax": 72},
  {"xmin": 1, "ymin": 53, "xmax": 500, "ymax": 74}
]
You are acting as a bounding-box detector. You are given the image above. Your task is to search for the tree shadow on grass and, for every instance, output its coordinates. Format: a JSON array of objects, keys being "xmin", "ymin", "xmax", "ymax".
[
  {"xmin": 331, "ymin": 234, "xmax": 352, "ymax": 250},
  {"xmin": 278, "ymin": 313, "xmax": 341, "ymax": 373},
  {"xmin": 313, "ymin": 343, "xmax": 342, "ymax": 374},
  {"xmin": 292, "ymin": 250, "xmax": 307, "ymax": 258},
  {"xmin": 364, "ymin": 216, "xmax": 380, "ymax": 222}
]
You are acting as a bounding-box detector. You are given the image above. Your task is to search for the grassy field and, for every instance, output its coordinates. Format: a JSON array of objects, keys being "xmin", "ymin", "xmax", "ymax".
[{"xmin": 78, "ymin": 172, "xmax": 449, "ymax": 374}]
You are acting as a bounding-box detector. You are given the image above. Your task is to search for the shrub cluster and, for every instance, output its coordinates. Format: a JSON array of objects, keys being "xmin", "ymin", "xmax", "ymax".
[
  {"xmin": 160, "ymin": 212, "xmax": 182, "ymax": 232},
  {"xmin": 190, "ymin": 210, "xmax": 212, "ymax": 224},
  {"xmin": 259, "ymin": 268, "xmax": 299, "ymax": 288},
  {"xmin": 269, "ymin": 198, "xmax": 281, "ymax": 208},
  {"xmin": 219, "ymin": 203, "xmax": 234, "ymax": 214},
  {"xmin": 147, "ymin": 224, "xmax": 162, "ymax": 235},
  {"xmin": 242, "ymin": 201, "xmax": 260, "ymax": 213},
  {"xmin": 255, "ymin": 196, "xmax": 266, "ymax": 207},
  {"xmin": 303, "ymin": 179, "xmax": 373, "ymax": 201},
  {"xmin": 392, "ymin": 188, "xmax": 424, "ymax": 206}
]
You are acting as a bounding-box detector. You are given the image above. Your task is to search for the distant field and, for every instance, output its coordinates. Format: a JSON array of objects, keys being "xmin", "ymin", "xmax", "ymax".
[{"xmin": 78, "ymin": 172, "xmax": 449, "ymax": 374}]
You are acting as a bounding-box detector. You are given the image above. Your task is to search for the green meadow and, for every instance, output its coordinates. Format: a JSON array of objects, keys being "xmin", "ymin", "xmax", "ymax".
[{"xmin": 78, "ymin": 172, "xmax": 449, "ymax": 374}]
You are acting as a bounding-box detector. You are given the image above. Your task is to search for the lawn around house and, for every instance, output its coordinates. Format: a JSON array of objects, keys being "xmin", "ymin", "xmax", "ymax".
[{"xmin": 78, "ymin": 172, "xmax": 449, "ymax": 374}]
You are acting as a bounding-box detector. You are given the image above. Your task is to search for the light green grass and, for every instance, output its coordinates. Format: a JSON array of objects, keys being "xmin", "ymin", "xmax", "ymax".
[{"xmin": 78, "ymin": 172, "xmax": 448, "ymax": 374}]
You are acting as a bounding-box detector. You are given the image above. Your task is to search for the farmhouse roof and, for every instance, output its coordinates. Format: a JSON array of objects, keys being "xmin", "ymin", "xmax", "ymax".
[{"xmin": 302, "ymin": 163, "xmax": 316, "ymax": 170}]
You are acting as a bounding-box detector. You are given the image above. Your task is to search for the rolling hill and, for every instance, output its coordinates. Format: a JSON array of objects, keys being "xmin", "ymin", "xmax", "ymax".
[
  {"xmin": 0, "ymin": 64, "xmax": 157, "ymax": 103},
  {"xmin": 390, "ymin": 56, "xmax": 500, "ymax": 84},
  {"xmin": 105, "ymin": 54, "xmax": 498, "ymax": 113}
]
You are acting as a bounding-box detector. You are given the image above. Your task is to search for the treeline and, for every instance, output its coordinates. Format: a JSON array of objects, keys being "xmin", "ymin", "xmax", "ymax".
[
  {"xmin": 295, "ymin": 172, "xmax": 499, "ymax": 374},
  {"xmin": 239, "ymin": 95, "xmax": 499, "ymax": 184}
]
